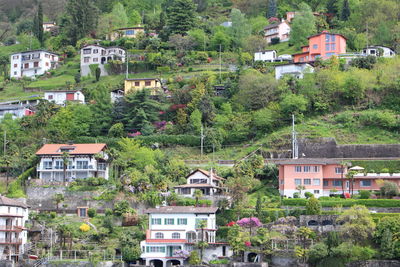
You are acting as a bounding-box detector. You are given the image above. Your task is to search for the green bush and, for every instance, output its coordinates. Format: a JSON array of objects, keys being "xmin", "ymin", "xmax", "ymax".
[
  {"xmin": 305, "ymin": 192, "xmax": 314, "ymax": 199},
  {"xmin": 359, "ymin": 190, "xmax": 371, "ymax": 199},
  {"xmin": 210, "ymin": 259, "xmax": 229, "ymax": 264},
  {"xmin": 87, "ymin": 208, "xmax": 97, "ymax": 218},
  {"xmin": 136, "ymin": 134, "xmax": 200, "ymax": 146},
  {"xmin": 282, "ymin": 198, "xmax": 400, "ymax": 207}
]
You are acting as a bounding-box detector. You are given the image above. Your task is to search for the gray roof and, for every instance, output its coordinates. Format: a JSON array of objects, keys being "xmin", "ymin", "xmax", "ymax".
[
  {"xmin": 275, "ymin": 158, "xmax": 343, "ymax": 165},
  {"xmin": 11, "ymin": 49, "xmax": 59, "ymax": 56},
  {"xmin": 0, "ymin": 195, "xmax": 27, "ymax": 208},
  {"xmin": 145, "ymin": 206, "xmax": 218, "ymax": 214}
]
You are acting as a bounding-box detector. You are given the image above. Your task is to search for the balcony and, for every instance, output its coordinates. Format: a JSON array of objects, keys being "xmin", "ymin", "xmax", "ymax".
[
  {"xmin": 0, "ymin": 238, "xmax": 22, "ymax": 245},
  {"xmin": 0, "ymin": 226, "xmax": 23, "ymax": 232}
]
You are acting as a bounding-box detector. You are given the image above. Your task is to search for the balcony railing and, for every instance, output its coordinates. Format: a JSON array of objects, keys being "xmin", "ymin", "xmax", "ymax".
[
  {"xmin": 0, "ymin": 226, "xmax": 23, "ymax": 232},
  {"xmin": 0, "ymin": 238, "xmax": 22, "ymax": 244}
]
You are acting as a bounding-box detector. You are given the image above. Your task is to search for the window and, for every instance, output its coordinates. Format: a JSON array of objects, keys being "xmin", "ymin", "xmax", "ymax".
[
  {"xmin": 98, "ymin": 163, "xmax": 106, "ymax": 170},
  {"xmin": 14, "ymin": 72, "xmax": 17, "ymax": 75},
  {"xmin": 34, "ymin": 62, "xmax": 39, "ymax": 67},
  {"xmin": 280, "ymin": 180, "xmax": 284, "ymax": 185},
  {"xmin": 126, "ymin": 30, "xmax": 134, "ymax": 35},
  {"xmin": 93, "ymin": 49, "xmax": 98, "ymax": 54},
  {"xmin": 313, "ymin": 179, "xmax": 320, "ymax": 186},
  {"xmin": 165, "ymin": 218, "xmax": 174, "ymax": 225},
  {"xmin": 332, "ymin": 180, "xmax": 342, "ymax": 186},
  {"xmin": 180, "ymin": 188, "xmax": 190, "ymax": 194},
  {"xmin": 24, "ymin": 63, "xmax": 29, "ymax": 69},
  {"xmin": 312, "ymin": 44, "xmax": 318, "ymax": 49},
  {"xmin": 313, "ymin": 166, "xmax": 320, "ymax": 172},
  {"xmin": 93, "ymin": 58, "xmax": 98, "ymax": 63},
  {"xmin": 78, "ymin": 208, "xmax": 87, "ymax": 217},
  {"xmin": 84, "ymin": 57, "xmax": 90, "ymax": 63},
  {"xmin": 177, "ymin": 218, "xmax": 187, "ymax": 225},
  {"xmin": 300, "ymin": 57, "xmax": 304, "ymax": 62},
  {"xmin": 326, "ymin": 52, "xmax": 335, "ymax": 56},
  {"xmin": 43, "ymin": 161, "xmax": 52, "ymax": 169},
  {"xmin": 304, "ymin": 166, "xmax": 311, "ymax": 172},
  {"xmin": 331, "ymin": 43, "xmax": 336, "ymax": 50},
  {"xmin": 146, "ymin": 246, "xmax": 165, "ymax": 253},
  {"xmin": 45, "ymin": 62, "xmax": 49, "ymax": 67},
  {"xmin": 13, "ymin": 55, "xmax": 19, "ymax": 59},
  {"xmin": 155, "ymin": 232, "xmax": 164, "ymax": 239},
  {"xmin": 54, "ymin": 160, "xmax": 63, "ymax": 169},
  {"xmin": 325, "ymin": 44, "xmax": 330, "ymax": 51},
  {"xmin": 331, "ymin": 35, "xmax": 336, "ymax": 41},
  {"xmin": 45, "ymin": 54, "xmax": 50, "ymax": 58},
  {"xmin": 314, "ymin": 190, "xmax": 320, "ymax": 194},
  {"xmin": 134, "ymin": 81, "xmax": 140, "ymax": 86},
  {"xmin": 295, "ymin": 179, "xmax": 301, "ymax": 186},
  {"xmin": 83, "ymin": 49, "xmax": 91, "ymax": 54},
  {"xmin": 172, "ymin": 233, "xmax": 181, "ymax": 239},
  {"xmin": 295, "ymin": 166, "xmax": 302, "ymax": 172},
  {"xmin": 323, "ymin": 180, "xmax": 329, "ymax": 186},
  {"xmin": 325, "ymin": 34, "xmax": 330, "ymax": 42},
  {"xmin": 335, "ymin": 167, "xmax": 344, "ymax": 174},
  {"xmin": 151, "ymin": 218, "xmax": 161, "ymax": 225},
  {"xmin": 13, "ymin": 64, "xmax": 17, "ymax": 68},
  {"xmin": 304, "ymin": 179, "xmax": 311, "ymax": 185},
  {"xmin": 190, "ymin": 179, "xmax": 207, "ymax": 184},
  {"xmin": 76, "ymin": 160, "xmax": 89, "ymax": 169},
  {"xmin": 361, "ymin": 180, "xmax": 371, "ymax": 187},
  {"xmin": 145, "ymin": 81, "xmax": 151, "ymax": 86}
]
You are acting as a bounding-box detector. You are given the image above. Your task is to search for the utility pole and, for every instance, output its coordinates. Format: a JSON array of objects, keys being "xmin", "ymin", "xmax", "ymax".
[
  {"xmin": 219, "ymin": 44, "xmax": 222, "ymax": 83},
  {"xmin": 292, "ymin": 114, "xmax": 298, "ymax": 159},
  {"xmin": 200, "ymin": 125, "xmax": 205, "ymax": 156}
]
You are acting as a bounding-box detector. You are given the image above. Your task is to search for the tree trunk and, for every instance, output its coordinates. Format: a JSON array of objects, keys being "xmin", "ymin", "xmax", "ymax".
[
  {"xmin": 341, "ymin": 165, "xmax": 344, "ymax": 196},
  {"xmin": 63, "ymin": 165, "xmax": 66, "ymax": 185}
]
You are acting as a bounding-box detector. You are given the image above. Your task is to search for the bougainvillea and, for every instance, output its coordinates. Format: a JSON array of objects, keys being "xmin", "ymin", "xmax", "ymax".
[
  {"xmin": 244, "ymin": 241, "xmax": 252, "ymax": 247},
  {"xmin": 226, "ymin": 221, "xmax": 236, "ymax": 227}
]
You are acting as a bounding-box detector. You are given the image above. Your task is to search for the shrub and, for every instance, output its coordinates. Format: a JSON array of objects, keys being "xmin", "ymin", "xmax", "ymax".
[
  {"xmin": 305, "ymin": 192, "xmax": 314, "ymax": 199},
  {"xmin": 188, "ymin": 251, "xmax": 201, "ymax": 265},
  {"xmin": 282, "ymin": 198, "xmax": 400, "ymax": 207},
  {"xmin": 359, "ymin": 190, "xmax": 371, "ymax": 199},
  {"xmin": 306, "ymin": 196, "xmax": 321, "ymax": 215},
  {"xmin": 113, "ymin": 200, "xmax": 135, "ymax": 216},
  {"xmin": 380, "ymin": 181, "xmax": 399, "ymax": 198},
  {"xmin": 87, "ymin": 208, "xmax": 97, "ymax": 218},
  {"xmin": 293, "ymin": 192, "xmax": 300, "ymax": 198},
  {"xmin": 80, "ymin": 223, "xmax": 91, "ymax": 232},
  {"xmin": 270, "ymin": 37, "xmax": 280, "ymax": 45},
  {"xmin": 50, "ymin": 212, "xmax": 57, "ymax": 219}
]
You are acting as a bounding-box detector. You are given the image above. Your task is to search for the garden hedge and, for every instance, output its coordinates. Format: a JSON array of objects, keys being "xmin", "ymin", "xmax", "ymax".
[{"xmin": 282, "ymin": 198, "xmax": 400, "ymax": 207}]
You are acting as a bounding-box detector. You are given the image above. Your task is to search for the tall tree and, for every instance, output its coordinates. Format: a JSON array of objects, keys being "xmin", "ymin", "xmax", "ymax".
[
  {"xmin": 62, "ymin": 0, "xmax": 99, "ymax": 45},
  {"xmin": 229, "ymin": 8, "xmax": 251, "ymax": 48},
  {"xmin": 89, "ymin": 85, "xmax": 113, "ymax": 136},
  {"xmin": 267, "ymin": 0, "xmax": 277, "ymax": 18},
  {"xmin": 166, "ymin": 0, "xmax": 196, "ymax": 35},
  {"xmin": 97, "ymin": 2, "xmax": 128, "ymax": 39},
  {"xmin": 289, "ymin": 3, "xmax": 316, "ymax": 48},
  {"xmin": 340, "ymin": 0, "xmax": 350, "ymax": 21},
  {"xmin": 33, "ymin": 2, "xmax": 44, "ymax": 46}
]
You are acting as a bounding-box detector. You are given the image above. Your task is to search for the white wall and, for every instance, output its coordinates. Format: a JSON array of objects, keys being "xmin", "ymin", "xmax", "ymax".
[
  {"xmin": 10, "ymin": 51, "xmax": 59, "ymax": 79},
  {"xmin": 44, "ymin": 91, "xmax": 85, "ymax": 105},
  {"xmin": 275, "ymin": 64, "xmax": 314, "ymax": 79},
  {"xmin": 80, "ymin": 45, "xmax": 126, "ymax": 77},
  {"xmin": 254, "ymin": 51, "xmax": 277, "ymax": 62}
]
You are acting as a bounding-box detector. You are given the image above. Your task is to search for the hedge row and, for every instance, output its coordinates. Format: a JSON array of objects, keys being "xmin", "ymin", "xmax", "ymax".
[
  {"xmin": 135, "ymin": 134, "xmax": 200, "ymax": 147},
  {"xmin": 282, "ymin": 198, "xmax": 400, "ymax": 207}
]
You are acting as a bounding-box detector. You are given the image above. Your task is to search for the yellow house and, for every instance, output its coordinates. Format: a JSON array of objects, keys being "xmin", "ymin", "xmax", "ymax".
[
  {"xmin": 109, "ymin": 26, "xmax": 145, "ymax": 41},
  {"xmin": 124, "ymin": 78, "xmax": 162, "ymax": 95}
]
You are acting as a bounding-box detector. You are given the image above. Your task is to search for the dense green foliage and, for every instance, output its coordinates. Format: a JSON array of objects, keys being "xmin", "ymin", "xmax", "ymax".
[{"xmin": 283, "ymin": 198, "xmax": 400, "ymax": 207}]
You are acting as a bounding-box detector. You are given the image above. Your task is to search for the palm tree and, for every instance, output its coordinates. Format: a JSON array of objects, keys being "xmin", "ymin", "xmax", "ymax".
[
  {"xmin": 196, "ymin": 220, "xmax": 208, "ymax": 263},
  {"xmin": 193, "ymin": 189, "xmax": 203, "ymax": 207},
  {"xmin": 54, "ymin": 193, "xmax": 64, "ymax": 213},
  {"xmin": 296, "ymin": 185, "xmax": 306, "ymax": 197},
  {"xmin": 62, "ymin": 152, "xmax": 70, "ymax": 185},
  {"xmin": 340, "ymin": 161, "xmax": 350, "ymax": 196}
]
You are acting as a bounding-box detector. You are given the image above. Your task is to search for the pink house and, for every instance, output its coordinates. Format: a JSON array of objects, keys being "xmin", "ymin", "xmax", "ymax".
[
  {"xmin": 293, "ymin": 31, "xmax": 347, "ymax": 63},
  {"xmin": 278, "ymin": 158, "xmax": 348, "ymax": 198},
  {"xmin": 264, "ymin": 21, "xmax": 291, "ymax": 44}
]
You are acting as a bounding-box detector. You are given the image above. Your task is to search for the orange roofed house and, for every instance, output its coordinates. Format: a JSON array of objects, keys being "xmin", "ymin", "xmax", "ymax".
[
  {"xmin": 35, "ymin": 143, "xmax": 109, "ymax": 183},
  {"xmin": 293, "ymin": 31, "xmax": 347, "ymax": 63}
]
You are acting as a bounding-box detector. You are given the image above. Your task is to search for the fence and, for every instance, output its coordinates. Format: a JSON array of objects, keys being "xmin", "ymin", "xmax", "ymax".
[{"xmin": 45, "ymin": 250, "xmax": 121, "ymax": 261}]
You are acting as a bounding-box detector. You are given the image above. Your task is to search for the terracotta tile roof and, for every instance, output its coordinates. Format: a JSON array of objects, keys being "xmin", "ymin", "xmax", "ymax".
[
  {"xmin": 188, "ymin": 169, "xmax": 225, "ymax": 181},
  {"xmin": 145, "ymin": 206, "xmax": 218, "ymax": 214},
  {"xmin": 174, "ymin": 183, "xmax": 221, "ymax": 189},
  {"xmin": 0, "ymin": 195, "xmax": 27, "ymax": 208},
  {"xmin": 276, "ymin": 158, "xmax": 342, "ymax": 165},
  {"xmin": 36, "ymin": 143, "xmax": 106, "ymax": 156}
]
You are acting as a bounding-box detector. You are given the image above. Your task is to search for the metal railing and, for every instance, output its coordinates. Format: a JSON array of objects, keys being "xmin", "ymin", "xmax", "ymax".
[{"xmin": 0, "ymin": 238, "xmax": 22, "ymax": 244}]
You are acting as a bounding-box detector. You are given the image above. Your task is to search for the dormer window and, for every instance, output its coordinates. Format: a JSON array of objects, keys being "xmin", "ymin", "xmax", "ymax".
[{"xmin": 59, "ymin": 146, "xmax": 75, "ymax": 153}]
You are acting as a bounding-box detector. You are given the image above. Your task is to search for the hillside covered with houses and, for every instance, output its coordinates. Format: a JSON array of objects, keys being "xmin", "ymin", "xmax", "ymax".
[{"xmin": 0, "ymin": 0, "xmax": 399, "ymax": 266}]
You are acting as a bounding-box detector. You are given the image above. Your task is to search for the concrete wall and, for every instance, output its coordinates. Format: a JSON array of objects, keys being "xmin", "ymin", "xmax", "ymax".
[
  {"xmin": 298, "ymin": 138, "xmax": 400, "ymax": 158},
  {"xmin": 346, "ymin": 260, "xmax": 400, "ymax": 267}
]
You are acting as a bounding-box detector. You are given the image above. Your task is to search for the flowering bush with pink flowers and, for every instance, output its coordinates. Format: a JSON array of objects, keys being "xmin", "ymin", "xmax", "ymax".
[{"xmin": 236, "ymin": 217, "xmax": 262, "ymax": 228}]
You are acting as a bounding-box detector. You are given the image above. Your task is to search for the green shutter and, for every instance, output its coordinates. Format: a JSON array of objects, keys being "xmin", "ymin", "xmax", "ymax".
[
  {"xmin": 146, "ymin": 246, "xmax": 149, "ymax": 253},
  {"xmin": 161, "ymin": 247, "xmax": 165, "ymax": 253}
]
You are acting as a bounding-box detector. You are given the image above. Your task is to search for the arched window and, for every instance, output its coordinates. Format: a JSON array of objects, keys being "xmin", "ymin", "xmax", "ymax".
[
  {"xmin": 172, "ymin": 232, "xmax": 180, "ymax": 239},
  {"xmin": 186, "ymin": 231, "xmax": 196, "ymax": 242},
  {"xmin": 155, "ymin": 232, "xmax": 164, "ymax": 239},
  {"xmin": 307, "ymin": 220, "xmax": 319, "ymax": 226}
]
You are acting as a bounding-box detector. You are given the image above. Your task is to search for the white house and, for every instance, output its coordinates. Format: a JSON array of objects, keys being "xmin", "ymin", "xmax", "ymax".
[
  {"xmin": 44, "ymin": 90, "xmax": 85, "ymax": 106},
  {"xmin": 10, "ymin": 50, "xmax": 59, "ymax": 79},
  {"xmin": 174, "ymin": 169, "xmax": 225, "ymax": 198},
  {"xmin": 140, "ymin": 206, "xmax": 231, "ymax": 267},
  {"xmin": 275, "ymin": 63, "xmax": 314, "ymax": 80},
  {"xmin": 0, "ymin": 195, "xmax": 29, "ymax": 262},
  {"xmin": 254, "ymin": 50, "xmax": 277, "ymax": 62},
  {"xmin": 35, "ymin": 143, "xmax": 109, "ymax": 183},
  {"xmin": 264, "ymin": 21, "xmax": 291, "ymax": 44},
  {"xmin": 362, "ymin": 46, "xmax": 396, "ymax": 58},
  {"xmin": 0, "ymin": 105, "xmax": 35, "ymax": 120},
  {"xmin": 80, "ymin": 45, "xmax": 126, "ymax": 77}
]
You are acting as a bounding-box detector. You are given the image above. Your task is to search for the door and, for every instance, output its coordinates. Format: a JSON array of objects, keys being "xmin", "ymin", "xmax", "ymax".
[
  {"xmin": 346, "ymin": 181, "xmax": 350, "ymax": 190},
  {"xmin": 66, "ymin": 93, "xmax": 74, "ymax": 101}
]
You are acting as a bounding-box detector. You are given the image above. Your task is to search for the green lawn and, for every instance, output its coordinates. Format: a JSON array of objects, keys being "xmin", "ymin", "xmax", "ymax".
[
  {"xmin": 267, "ymin": 41, "xmax": 299, "ymax": 55},
  {"xmin": 26, "ymin": 75, "xmax": 75, "ymax": 90}
]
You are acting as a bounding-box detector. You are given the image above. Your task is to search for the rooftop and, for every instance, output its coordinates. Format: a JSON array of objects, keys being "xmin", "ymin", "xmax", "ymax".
[
  {"xmin": 174, "ymin": 183, "xmax": 221, "ymax": 189},
  {"xmin": 188, "ymin": 169, "xmax": 225, "ymax": 181},
  {"xmin": 0, "ymin": 195, "xmax": 27, "ymax": 209},
  {"xmin": 276, "ymin": 158, "xmax": 343, "ymax": 165},
  {"xmin": 11, "ymin": 50, "xmax": 59, "ymax": 56},
  {"xmin": 145, "ymin": 206, "xmax": 218, "ymax": 214},
  {"xmin": 307, "ymin": 31, "xmax": 347, "ymax": 40},
  {"xmin": 36, "ymin": 143, "xmax": 106, "ymax": 156}
]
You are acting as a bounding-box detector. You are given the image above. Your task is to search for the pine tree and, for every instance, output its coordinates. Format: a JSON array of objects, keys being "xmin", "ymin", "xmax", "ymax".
[
  {"xmin": 166, "ymin": 0, "xmax": 196, "ymax": 35},
  {"xmin": 89, "ymin": 85, "xmax": 112, "ymax": 136},
  {"xmin": 340, "ymin": 0, "xmax": 350, "ymax": 21},
  {"xmin": 267, "ymin": 0, "xmax": 277, "ymax": 18},
  {"xmin": 37, "ymin": 3, "xmax": 43, "ymax": 45}
]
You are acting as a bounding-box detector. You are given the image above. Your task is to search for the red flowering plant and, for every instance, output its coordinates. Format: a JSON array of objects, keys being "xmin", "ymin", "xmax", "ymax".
[
  {"xmin": 226, "ymin": 221, "xmax": 236, "ymax": 227},
  {"xmin": 343, "ymin": 192, "xmax": 351, "ymax": 199},
  {"xmin": 244, "ymin": 241, "xmax": 251, "ymax": 247}
]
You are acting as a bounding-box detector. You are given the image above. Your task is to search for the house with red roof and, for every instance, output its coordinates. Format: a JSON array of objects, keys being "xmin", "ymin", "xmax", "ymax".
[
  {"xmin": 293, "ymin": 31, "xmax": 347, "ymax": 63},
  {"xmin": 35, "ymin": 143, "xmax": 109, "ymax": 183},
  {"xmin": 174, "ymin": 169, "xmax": 226, "ymax": 198}
]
